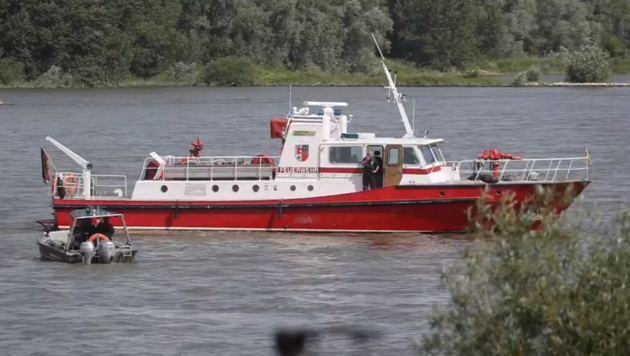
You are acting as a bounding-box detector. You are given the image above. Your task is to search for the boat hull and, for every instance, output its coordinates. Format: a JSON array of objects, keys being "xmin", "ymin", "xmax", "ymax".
[{"xmin": 50, "ymin": 181, "xmax": 590, "ymax": 233}]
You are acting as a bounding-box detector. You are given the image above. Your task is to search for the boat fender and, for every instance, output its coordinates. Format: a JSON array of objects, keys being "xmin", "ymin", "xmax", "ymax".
[
  {"xmin": 79, "ymin": 241, "xmax": 95, "ymax": 265},
  {"xmin": 467, "ymin": 173, "xmax": 498, "ymax": 184},
  {"xmin": 64, "ymin": 174, "xmax": 79, "ymax": 196},
  {"xmin": 97, "ymin": 240, "xmax": 116, "ymax": 264},
  {"xmin": 478, "ymin": 174, "xmax": 499, "ymax": 184}
]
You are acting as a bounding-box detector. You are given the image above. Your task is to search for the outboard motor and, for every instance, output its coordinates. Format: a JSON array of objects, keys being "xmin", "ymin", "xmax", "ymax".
[
  {"xmin": 79, "ymin": 241, "xmax": 95, "ymax": 265},
  {"xmin": 98, "ymin": 240, "xmax": 116, "ymax": 264}
]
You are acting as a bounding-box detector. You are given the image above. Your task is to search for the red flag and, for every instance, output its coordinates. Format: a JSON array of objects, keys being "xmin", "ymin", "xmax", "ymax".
[{"xmin": 41, "ymin": 147, "xmax": 53, "ymax": 184}]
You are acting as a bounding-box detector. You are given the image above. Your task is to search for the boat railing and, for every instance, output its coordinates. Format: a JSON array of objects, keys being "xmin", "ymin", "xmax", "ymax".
[
  {"xmin": 140, "ymin": 155, "xmax": 282, "ymax": 181},
  {"xmin": 53, "ymin": 172, "xmax": 128, "ymax": 198},
  {"xmin": 445, "ymin": 157, "xmax": 590, "ymax": 183}
]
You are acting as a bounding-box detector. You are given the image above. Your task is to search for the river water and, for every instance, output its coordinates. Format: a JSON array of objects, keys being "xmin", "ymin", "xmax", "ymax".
[{"xmin": 0, "ymin": 86, "xmax": 629, "ymax": 355}]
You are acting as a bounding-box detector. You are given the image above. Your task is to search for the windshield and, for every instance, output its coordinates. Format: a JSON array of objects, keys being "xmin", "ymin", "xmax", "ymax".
[
  {"xmin": 430, "ymin": 144, "xmax": 445, "ymax": 163},
  {"xmin": 418, "ymin": 144, "xmax": 445, "ymax": 165},
  {"xmin": 419, "ymin": 145, "xmax": 437, "ymax": 165}
]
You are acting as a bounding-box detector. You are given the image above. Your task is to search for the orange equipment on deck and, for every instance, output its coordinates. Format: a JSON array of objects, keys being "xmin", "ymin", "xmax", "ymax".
[
  {"xmin": 478, "ymin": 149, "xmax": 522, "ymax": 178},
  {"xmin": 189, "ymin": 138, "xmax": 203, "ymax": 158}
]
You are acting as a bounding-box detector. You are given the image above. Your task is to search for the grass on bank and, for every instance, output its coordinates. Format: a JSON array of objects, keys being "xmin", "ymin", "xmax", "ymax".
[{"xmin": 1, "ymin": 56, "xmax": 629, "ymax": 89}]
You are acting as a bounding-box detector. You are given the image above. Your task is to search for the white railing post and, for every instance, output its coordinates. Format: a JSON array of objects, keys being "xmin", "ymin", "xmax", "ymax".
[
  {"xmin": 551, "ymin": 159, "xmax": 562, "ymax": 181},
  {"xmin": 500, "ymin": 160, "xmax": 509, "ymax": 180},
  {"xmin": 565, "ymin": 160, "xmax": 573, "ymax": 180}
]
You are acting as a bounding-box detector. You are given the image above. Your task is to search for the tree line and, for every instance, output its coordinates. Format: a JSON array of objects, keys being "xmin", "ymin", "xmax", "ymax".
[{"xmin": 0, "ymin": 0, "xmax": 628, "ymax": 86}]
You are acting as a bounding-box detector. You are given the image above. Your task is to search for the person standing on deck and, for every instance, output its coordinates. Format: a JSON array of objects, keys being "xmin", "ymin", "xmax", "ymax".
[
  {"xmin": 373, "ymin": 151, "xmax": 384, "ymax": 188},
  {"xmin": 361, "ymin": 151, "xmax": 378, "ymax": 190}
]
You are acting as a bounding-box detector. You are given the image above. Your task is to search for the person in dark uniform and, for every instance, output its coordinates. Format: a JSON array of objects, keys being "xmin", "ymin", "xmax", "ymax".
[
  {"xmin": 373, "ymin": 151, "xmax": 384, "ymax": 188},
  {"xmin": 361, "ymin": 151, "xmax": 378, "ymax": 190},
  {"xmin": 72, "ymin": 217, "xmax": 94, "ymax": 248},
  {"xmin": 95, "ymin": 217, "xmax": 115, "ymax": 239}
]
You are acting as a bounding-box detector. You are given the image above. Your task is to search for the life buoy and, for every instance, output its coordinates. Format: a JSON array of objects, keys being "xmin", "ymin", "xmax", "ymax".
[
  {"xmin": 88, "ymin": 233, "xmax": 109, "ymax": 242},
  {"xmin": 64, "ymin": 174, "xmax": 79, "ymax": 195}
]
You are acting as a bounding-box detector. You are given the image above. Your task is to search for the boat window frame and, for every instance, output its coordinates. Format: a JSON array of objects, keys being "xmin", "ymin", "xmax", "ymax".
[{"xmin": 327, "ymin": 145, "xmax": 364, "ymax": 165}]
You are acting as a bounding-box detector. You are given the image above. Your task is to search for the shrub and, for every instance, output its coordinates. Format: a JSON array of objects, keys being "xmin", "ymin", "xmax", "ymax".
[
  {"xmin": 34, "ymin": 65, "xmax": 73, "ymax": 88},
  {"xmin": 0, "ymin": 58, "xmax": 25, "ymax": 85},
  {"xmin": 525, "ymin": 65, "xmax": 540, "ymax": 82},
  {"xmin": 463, "ymin": 69, "xmax": 483, "ymax": 78},
  {"xmin": 511, "ymin": 71, "xmax": 527, "ymax": 86},
  {"xmin": 168, "ymin": 62, "xmax": 199, "ymax": 85},
  {"xmin": 203, "ymin": 57, "xmax": 258, "ymax": 86},
  {"xmin": 565, "ymin": 44, "xmax": 612, "ymax": 83},
  {"xmin": 542, "ymin": 46, "xmax": 570, "ymax": 73},
  {"xmin": 72, "ymin": 66, "xmax": 108, "ymax": 88},
  {"xmin": 416, "ymin": 187, "xmax": 630, "ymax": 356}
]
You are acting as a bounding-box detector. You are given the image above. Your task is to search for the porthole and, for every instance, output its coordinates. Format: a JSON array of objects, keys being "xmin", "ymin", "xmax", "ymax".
[
  {"xmin": 253, "ymin": 185, "xmax": 259, "ymax": 192},
  {"xmin": 307, "ymin": 185, "xmax": 314, "ymax": 191},
  {"xmin": 290, "ymin": 185, "xmax": 296, "ymax": 191},
  {"xmin": 161, "ymin": 185, "xmax": 168, "ymax": 193},
  {"xmin": 439, "ymin": 191, "xmax": 445, "ymax": 197},
  {"xmin": 232, "ymin": 185, "xmax": 239, "ymax": 192},
  {"xmin": 212, "ymin": 185, "xmax": 219, "ymax": 192}
]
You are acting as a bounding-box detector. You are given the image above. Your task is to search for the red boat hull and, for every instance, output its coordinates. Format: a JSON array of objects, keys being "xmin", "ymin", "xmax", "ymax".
[{"xmin": 50, "ymin": 181, "xmax": 590, "ymax": 233}]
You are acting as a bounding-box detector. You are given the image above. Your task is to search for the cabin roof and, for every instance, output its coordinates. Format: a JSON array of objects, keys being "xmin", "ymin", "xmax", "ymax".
[{"xmin": 321, "ymin": 137, "xmax": 445, "ymax": 145}]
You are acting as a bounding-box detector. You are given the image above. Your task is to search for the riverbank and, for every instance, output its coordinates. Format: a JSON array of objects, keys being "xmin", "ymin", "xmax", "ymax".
[{"xmin": 1, "ymin": 57, "xmax": 629, "ymax": 89}]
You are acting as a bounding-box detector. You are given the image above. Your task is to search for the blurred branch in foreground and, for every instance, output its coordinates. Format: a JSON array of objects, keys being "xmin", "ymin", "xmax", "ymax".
[{"xmin": 274, "ymin": 326, "xmax": 381, "ymax": 356}]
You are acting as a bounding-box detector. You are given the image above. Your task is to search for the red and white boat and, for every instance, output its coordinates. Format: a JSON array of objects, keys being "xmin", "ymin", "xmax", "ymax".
[{"xmin": 39, "ymin": 39, "xmax": 591, "ymax": 233}]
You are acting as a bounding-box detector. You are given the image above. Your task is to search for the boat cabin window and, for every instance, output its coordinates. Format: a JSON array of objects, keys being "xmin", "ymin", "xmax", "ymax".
[
  {"xmin": 329, "ymin": 146, "xmax": 363, "ymax": 164},
  {"xmin": 387, "ymin": 147, "xmax": 400, "ymax": 165},
  {"xmin": 419, "ymin": 145, "xmax": 438, "ymax": 165},
  {"xmin": 403, "ymin": 147, "xmax": 420, "ymax": 164}
]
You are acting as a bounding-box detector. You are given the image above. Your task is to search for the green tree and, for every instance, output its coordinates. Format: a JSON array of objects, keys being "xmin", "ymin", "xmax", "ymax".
[{"xmin": 393, "ymin": 0, "xmax": 479, "ymax": 70}]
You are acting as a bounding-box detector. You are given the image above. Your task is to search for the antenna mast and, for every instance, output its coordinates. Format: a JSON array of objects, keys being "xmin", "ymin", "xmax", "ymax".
[
  {"xmin": 412, "ymin": 99, "xmax": 415, "ymax": 134},
  {"xmin": 287, "ymin": 85, "xmax": 292, "ymax": 117},
  {"xmin": 371, "ymin": 33, "xmax": 414, "ymax": 139}
]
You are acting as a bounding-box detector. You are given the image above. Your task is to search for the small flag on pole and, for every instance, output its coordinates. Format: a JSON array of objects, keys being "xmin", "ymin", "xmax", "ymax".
[{"xmin": 584, "ymin": 147, "xmax": 592, "ymax": 166}]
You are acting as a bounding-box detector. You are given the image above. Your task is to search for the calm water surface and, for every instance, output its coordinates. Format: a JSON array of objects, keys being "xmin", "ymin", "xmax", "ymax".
[{"xmin": 0, "ymin": 86, "xmax": 629, "ymax": 355}]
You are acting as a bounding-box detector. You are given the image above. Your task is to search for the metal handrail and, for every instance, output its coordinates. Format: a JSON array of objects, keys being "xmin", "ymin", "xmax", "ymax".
[
  {"xmin": 139, "ymin": 155, "xmax": 282, "ymax": 182},
  {"xmin": 445, "ymin": 157, "xmax": 590, "ymax": 183},
  {"xmin": 53, "ymin": 172, "xmax": 128, "ymax": 198}
]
